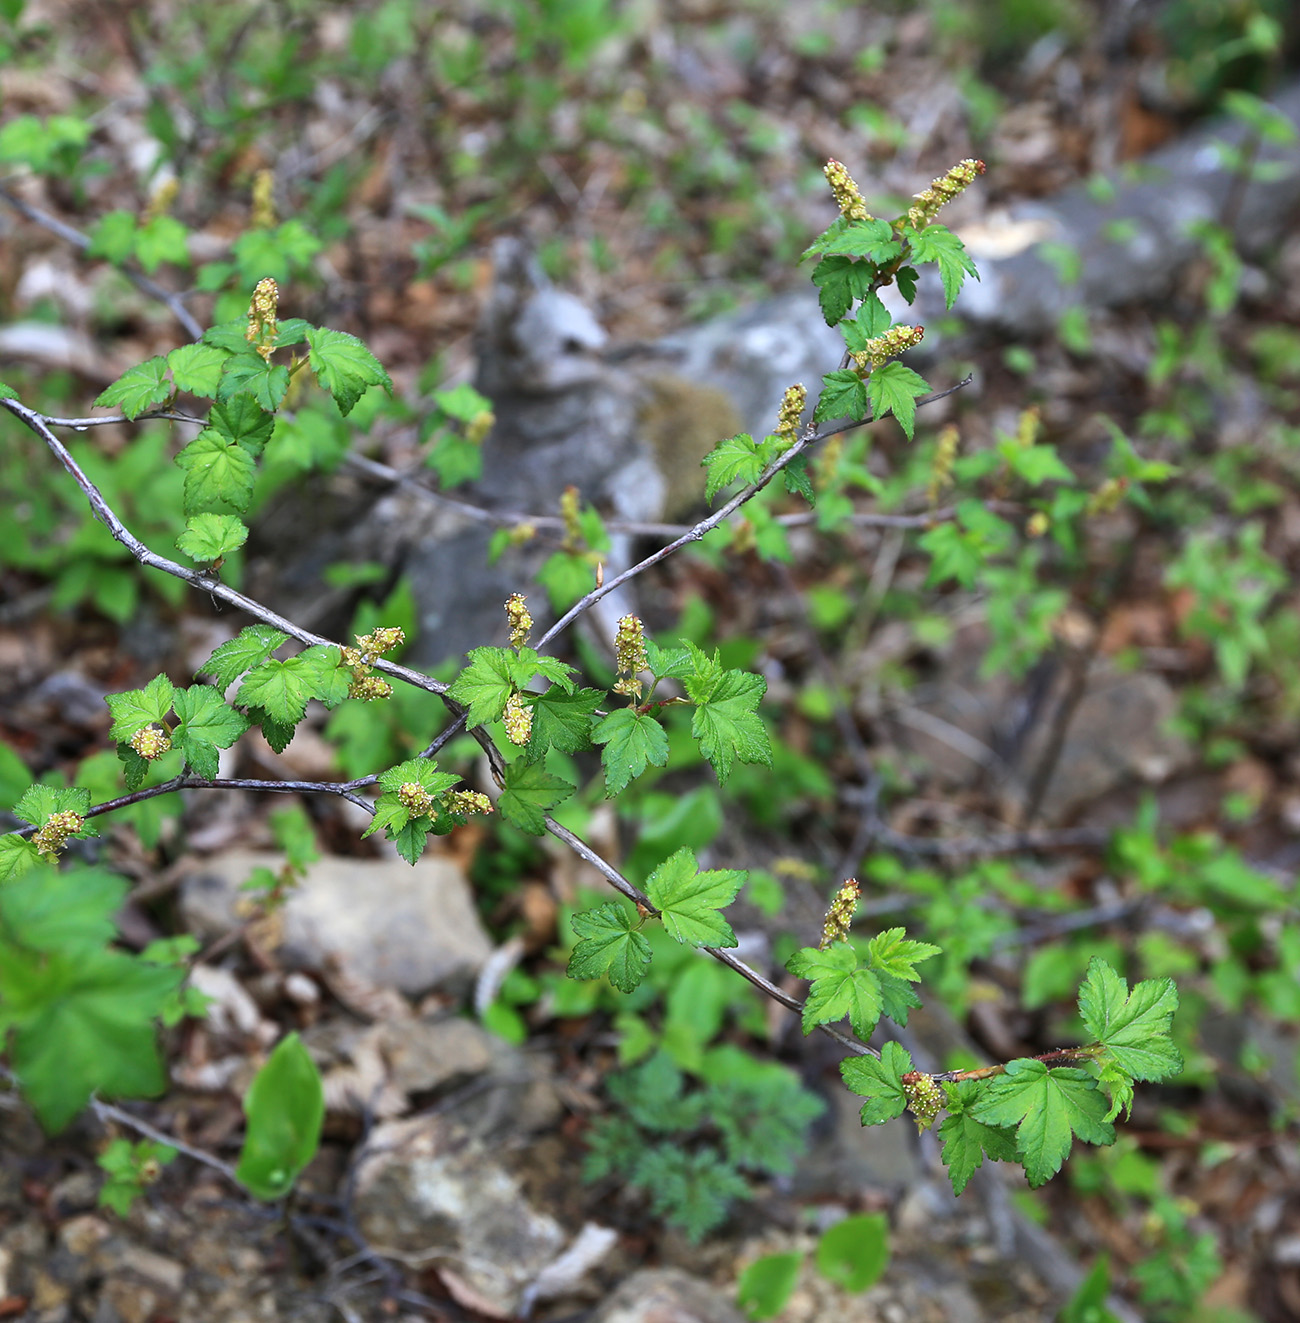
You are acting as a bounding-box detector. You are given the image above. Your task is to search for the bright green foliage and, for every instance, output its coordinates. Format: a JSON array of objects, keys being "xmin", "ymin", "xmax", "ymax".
[
  {"xmin": 524, "ymin": 686, "xmax": 603, "ymax": 761},
  {"xmin": 0, "ymin": 866, "xmax": 181, "ymax": 1132},
  {"xmin": 593, "ymin": 707, "xmax": 669, "ymax": 795},
  {"xmin": 865, "ymin": 361, "xmax": 929, "ymax": 440},
  {"xmin": 498, "ymin": 759, "xmax": 574, "ymax": 836},
  {"xmin": 645, "ymin": 848, "xmax": 744, "ymax": 949},
  {"xmin": 567, "ymin": 902, "xmax": 652, "ymax": 992},
  {"xmin": 815, "ymin": 1211, "xmax": 890, "ymax": 1292},
  {"xmin": 840, "ymin": 1039, "xmax": 914, "ymax": 1124},
  {"xmin": 176, "ymin": 429, "xmax": 258, "ymax": 514},
  {"xmin": 737, "ymin": 1252, "xmax": 802, "ymax": 1321},
  {"xmin": 702, "ymin": 432, "xmax": 762, "ymax": 501},
  {"xmin": 362, "ymin": 757, "xmax": 464, "ymax": 864},
  {"xmin": 176, "ymin": 512, "xmax": 248, "ymax": 564},
  {"xmin": 903, "ymin": 223, "xmax": 979, "ymax": 308},
  {"xmin": 448, "ymin": 646, "xmax": 576, "ymax": 727},
  {"xmin": 171, "ymin": 685, "xmax": 250, "ymax": 781},
  {"xmin": 94, "ymin": 358, "xmax": 172, "ymax": 419},
  {"xmin": 304, "ymin": 326, "xmax": 393, "ymax": 416},
  {"xmin": 813, "ymin": 368, "xmax": 868, "ymax": 423},
  {"xmin": 969, "ymin": 1060, "xmax": 1115, "ymax": 1189},
  {"xmin": 234, "ymin": 1032, "xmax": 324, "ymax": 1201},
  {"xmin": 97, "ymin": 1138, "xmax": 178, "ymax": 1218},
  {"xmin": 583, "ymin": 1050, "xmax": 821, "ymax": 1241},
  {"xmin": 682, "ymin": 643, "xmax": 771, "ymax": 784},
  {"xmin": 937, "ymin": 1080, "xmax": 1020, "ymax": 1195},
  {"xmin": 1060, "ymin": 1256, "xmax": 1121, "ymax": 1323},
  {"xmin": 197, "ymin": 623, "xmax": 287, "ymax": 688}
]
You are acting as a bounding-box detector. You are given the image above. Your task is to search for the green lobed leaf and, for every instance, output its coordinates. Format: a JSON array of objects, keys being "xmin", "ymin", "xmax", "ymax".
[
  {"xmin": 0, "ymin": 864, "xmax": 126, "ymax": 953},
  {"xmin": 787, "ymin": 944, "xmax": 883, "ymax": 1038},
  {"xmin": 525, "ymin": 686, "xmax": 603, "ymax": 761},
  {"xmin": 172, "ymin": 685, "xmax": 249, "ymax": 781},
  {"xmin": 376, "ymin": 757, "xmax": 459, "ymax": 795},
  {"xmin": 392, "ymin": 817, "xmax": 430, "ymax": 866},
  {"xmin": 938, "ymin": 1080, "xmax": 1020, "ymax": 1195},
  {"xmin": 166, "ymin": 343, "xmax": 228, "ymax": 398},
  {"xmin": 175, "ymin": 429, "xmax": 257, "ymax": 515},
  {"xmin": 1077, "ymin": 957, "xmax": 1182, "ymax": 1083},
  {"xmin": 594, "ymin": 706, "xmax": 669, "ymax": 796},
  {"xmin": 208, "ymin": 395, "xmax": 275, "ymax": 453},
  {"xmin": 197, "ymin": 624, "xmax": 287, "ymax": 689},
  {"xmin": 216, "ymin": 351, "xmax": 289, "ymax": 412},
  {"xmin": 13, "ymin": 783, "xmax": 92, "ymax": 829},
  {"xmin": 866, "ymin": 928, "xmax": 942, "ymax": 981},
  {"xmin": 689, "ymin": 668, "xmax": 771, "ymax": 785},
  {"xmin": 105, "ymin": 674, "xmax": 175, "ymax": 741},
  {"xmin": 567, "ymin": 902, "xmax": 652, "ymax": 993},
  {"xmin": 0, "ymin": 834, "xmax": 42, "ymax": 880},
  {"xmin": 94, "ymin": 358, "xmax": 171, "ymax": 419},
  {"xmin": 969, "ymin": 1060, "xmax": 1114, "ymax": 1188},
  {"xmin": 86, "ymin": 211, "xmax": 136, "ymax": 265},
  {"xmin": 234, "ymin": 1033, "xmax": 324, "ymax": 1201},
  {"xmin": 702, "ymin": 433, "xmax": 762, "ymax": 502},
  {"xmin": 905, "ymin": 223, "xmax": 978, "ymax": 309},
  {"xmin": 134, "ymin": 215, "xmax": 189, "ymax": 273},
  {"xmin": 498, "ymin": 759, "xmax": 574, "ymax": 835},
  {"xmin": 840, "ymin": 1040, "xmax": 913, "ymax": 1125},
  {"xmin": 176, "ymin": 513, "xmax": 248, "ymax": 564},
  {"xmin": 644, "ymin": 847, "xmax": 744, "ymax": 949},
  {"xmin": 447, "ymin": 647, "xmax": 516, "ymax": 727},
  {"xmin": 305, "ymin": 326, "xmax": 392, "ymax": 417},
  {"xmin": 813, "ymin": 368, "xmax": 868, "ymax": 423},
  {"xmin": 865, "ymin": 361, "xmax": 929, "ymax": 441},
  {"xmin": 811, "ymin": 254, "xmax": 879, "ymax": 325},
  {"xmin": 840, "ymin": 293, "xmax": 894, "ymax": 351}
]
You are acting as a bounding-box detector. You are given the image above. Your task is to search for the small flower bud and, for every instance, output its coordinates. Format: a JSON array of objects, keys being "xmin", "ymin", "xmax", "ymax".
[
  {"xmin": 397, "ymin": 782, "xmax": 435, "ymax": 816},
  {"xmin": 907, "ymin": 159, "xmax": 985, "ymax": 229},
  {"xmin": 349, "ymin": 674, "xmax": 393, "ymax": 700},
  {"xmin": 245, "ymin": 277, "xmax": 280, "ymax": 362},
  {"xmin": 1027, "ymin": 511, "xmax": 1050, "ymax": 538},
  {"xmin": 506, "ymin": 593, "xmax": 533, "ymax": 650},
  {"xmin": 927, "ymin": 425, "xmax": 960, "ymax": 507},
  {"xmin": 560, "ymin": 486, "xmax": 582, "ymax": 546},
  {"xmin": 1086, "ymin": 476, "xmax": 1129, "ymax": 516},
  {"xmin": 130, "ymin": 723, "xmax": 173, "ymax": 760},
  {"xmin": 856, "ymin": 324, "xmax": 925, "ymax": 369},
  {"xmin": 824, "ymin": 159, "xmax": 873, "ymax": 221},
  {"xmin": 775, "ymin": 383, "xmax": 807, "ymax": 445},
  {"xmin": 819, "ymin": 878, "xmax": 860, "ymax": 949},
  {"xmin": 503, "ymin": 691, "xmax": 533, "ymax": 746},
  {"xmin": 466, "ymin": 409, "xmax": 495, "ymax": 447},
  {"xmin": 251, "ymin": 168, "xmax": 276, "ymax": 229}
]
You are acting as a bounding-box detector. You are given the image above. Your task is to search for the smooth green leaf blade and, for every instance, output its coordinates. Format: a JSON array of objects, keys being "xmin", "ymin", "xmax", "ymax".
[
  {"xmin": 498, "ymin": 760, "xmax": 574, "ymax": 836},
  {"xmin": 235, "ymin": 1033, "xmax": 324, "ymax": 1201},
  {"xmin": 594, "ymin": 707, "xmax": 669, "ymax": 796},
  {"xmin": 197, "ymin": 624, "xmax": 287, "ymax": 688},
  {"xmin": 736, "ymin": 1252, "xmax": 802, "ymax": 1321},
  {"xmin": 815, "ymin": 1212, "xmax": 889, "ymax": 1292},
  {"xmin": 567, "ymin": 902, "xmax": 652, "ymax": 993},
  {"xmin": 840, "ymin": 1040, "xmax": 912, "ymax": 1125},
  {"xmin": 645, "ymin": 847, "xmax": 743, "ymax": 949},
  {"xmin": 94, "ymin": 358, "xmax": 170, "ymax": 419},
  {"xmin": 305, "ymin": 326, "xmax": 392, "ymax": 416}
]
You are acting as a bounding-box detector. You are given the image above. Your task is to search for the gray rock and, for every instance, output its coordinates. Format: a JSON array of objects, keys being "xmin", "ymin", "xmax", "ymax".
[
  {"xmin": 588, "ymin": 1267, "xmax": 748, "ymax": 1323},
  {"xmin": 352, "ymin": 1115, "xmax": 568, "ymax": 1316},
  {"xmin": 179, "ymin": 849, "xmax": 491, "ymax": 995}
]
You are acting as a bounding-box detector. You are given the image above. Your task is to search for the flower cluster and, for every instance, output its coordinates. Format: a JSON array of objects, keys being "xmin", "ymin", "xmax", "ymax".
[
  {"xmin": 342, "ymin": 626, "xmax": 405, "ymax": 700},
  {"xmin": 130, "ymin": 723, "xmax": 172, "ymax": 760},
  {"xmin": 927, "ymin": 425, "xmax": 960, "ymax": 507},
  {"xmin": 824, "ymin": 159, "xmax": 873, "ymax": 221},
  {"xmin": 397, "ymin": 782, "xmax": 435, "ymax": 816},
  {"xmin": 245, "ymin": 277, "xmax": 279, "ymax": 362},
  {"xmin": 818, "ymin": 877, "xmax": 860, "ymax": 949},
  {"xmin": 503, "ymin": 691, "xmax": 533, "ymax": 746},
  {"xmin": 448, "ymin": 789, "xmax": 492, "ymax": 816},
  {"xmin": 901, "ymin": 1071, "xmax": 945, "ymax": 1132},
  {"xmin": 907, "ymin": 158, "xmax": 986, "ymax": 229},
  {"xmin": 613, "ymin": 614, "xmax": 649, "ymax": 700},
  {"xmin": 251, "ymin": 168, "xmax": 276, "ymax": 229},
  {"xmin": 32, "ymin": 809, "xmax": 86, "ymax": 860},
  {"xmin": 1087, "ymin": 476, "xmax": 1129, "ymax": 516},
  {"xmin": 775, "ymin": 383, "xmax": 807, "ymax": 445},
  {"xmin": 851, "ymin": 323, "xmax": 925, "ymax": 370},
  {"xmin": 506, "ymin": 593, "xmax": 533, "ymax": 650}
]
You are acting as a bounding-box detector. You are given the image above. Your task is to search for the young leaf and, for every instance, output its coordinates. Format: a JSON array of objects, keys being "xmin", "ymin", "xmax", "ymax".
[
  {"xmin": 689, "ymin": 668, "xmax": 771, "ymax": 785},
  {"xmin": 1077, "ymin": 957, "xmax": 1182, "ymax": 1083},
  {"xmin": 969, "ymin": 1060, "xmax": 1115, "ymax": 1188},
  {"xmin": 644, "ymin": 847, "xmax": 744, "ymax": 949},
  {"xmin": 840, "ymin": 293, "xmax": 894, "ymax": 351},
  {"xmin": 0, "ymin": 833, "xmax": 42, "ymax": 880},
  {"xmin": 594, "ymin": 707, "xmax": 669, "ymax": 796},
  {"xmin": 216, "ymin": 351, "xmax": 289, "ymax": 412},
  {"xmin": 866, "ymin": 928, "xmax": 942, "ymax": 982},
  {"xmin": 937, "ymin": 1079, "xmax": 1020, "ymax": 1195},
  {"xmin": 234, "ymin": 1033, "xmax": 324, "ymax": 1201},
  {"xmin": 105, "ymin": 674, "xmax": 176, "ymax": 741},
  {"xmin": 166, "ymin": 343, "xmax": 227, "ymax": 398},
  {"xmin": 134, "ymin": 214, "xmax": 189, "ymax": 272},
  {"xmin": 176, "ymin": 513, "xmax": 248, "ymax": 564},
  {"xmin": 813, "ymin": 368, "xmax": 868, "ymax": 423},
  {"xmin": 175, "ymin": 430, "xmax": 257, "ymax": 515},
  {"xmin": 498, "ymin": 760, "xmax": 574, "ymax": 836},
  {"xmin": 702, "ymin": 433, "xmax": 761, "ymax": 502},
  {"xmin": 567, "ymin": 902, "xmax": 652, "ymax": 993},
  {"xmin": 172, "ymin": 685, "xmax": 249, "ymax": 781},
  {"xmin": 736, "ymin": 1252, "xmax": 802, "ymax": 1321},
  {"xmin": 865, "ymin": 361, "xmax": 929, "ymax": 441},
  {"xmin": 447, "ymin": 647, "xmax": 516, "ymax": 727},
  {"xmin": 94, "ymin": 358, "xmax": 171, "ymax": 419},
  {"xmin": 905, "ymin": 223, "xmax": 978, "ymax": 309},
  {"xmin": 305, "ymin": 326, "xmax": 393, "ymax": 416},
  {"xmin": 787, "ymin": 944, "xmax": 883, "ymax": 1038},
  {"xmin": 811, "ymin": 254, "xmax": 878, "ymax": 325},
  {"xmin": 840, "ymin": 1040, "xmax": 913, "ymax": 1125},
  {"xmin": 13, "ymin": 784, "xmax": 92, "ymax": 830},
  {"xmin": 197, "ymin": 624, "xmax": 287, "ymax": 689},
  {"xmin": 208, "ymin": 395, "xmax": 275, "ymax": 452}
]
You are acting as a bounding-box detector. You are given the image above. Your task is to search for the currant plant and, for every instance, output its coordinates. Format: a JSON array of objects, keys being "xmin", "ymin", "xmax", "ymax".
[{"xmin": 0, "ymin": 156, "xmax": 1182, "ymax": 1213}]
